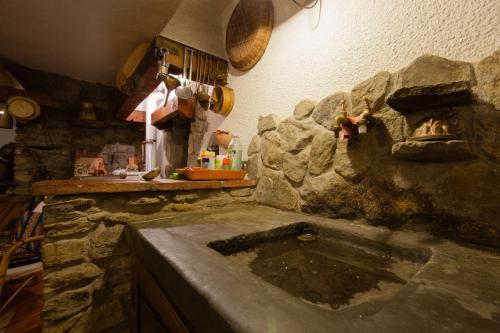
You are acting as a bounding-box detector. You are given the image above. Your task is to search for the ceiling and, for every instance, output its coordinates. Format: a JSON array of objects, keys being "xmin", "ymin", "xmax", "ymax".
[
  {"xmin": 0, "ymin": 0, "xmax": 182, "ymax": 85},
  {"xmin": 160, "ymin": 0, "xmax": 237, "ymax": 59}
]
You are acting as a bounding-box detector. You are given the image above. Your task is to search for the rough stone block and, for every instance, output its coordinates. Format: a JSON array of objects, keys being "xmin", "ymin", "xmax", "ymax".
[
  {"xmin": 312, "ymin": 92, "xmax": 350, "ymax": 131},
  {"xmin": 278, "ymin": 118, "xmax": 317, "ymax": 153},
  {"xmin": 89, "ymin": 224, "xmax": 125, "ymax": 259},
  {"xmin": 46, "ymin": 211, "xmax": 89, "ymax": 225},
  {"xmin": 169, "ymin": 203, "xmax": 195, "ymax": 212},
  {"xmin": 472, "ymin": 107, "xmax": 500, "ymax": 161},
  {"xmin": 309, "ymin": 129, "xmax": 336, "ymax": 175},
  {"xmin": 45, "ymin": 218, "xmax": 95, "ymax": 238},
  {"xmin": 260, "ymin": 131, "xmax": 283, "ymax": 170},
  {"xmin": 246, "ymin": 154, "xmax": 263, "ymax": 180},
  {"xmin": 282, "ymin": 149, "xmax": 309, "ymax": 183},
  {"xmin": 105, "ymin": 212, "xmax": 134, "ymax": 224},
  {"xmin": 43, "ymin": 285, "xmax": 93, "ymax": 321},
  {"xmin": 255, "ymin": 168, "xmax": 299, "ymax": 211},
  {"xmin": 351, "ymin": 71, "xmax": 391, "ymax": 115},
  {"xmin": 172, "ymin": 192, "xmax": 201, "ymax": 203},
  {"xmin": 247, "ymin": 135, "xmax": 261, "ymax": 156},
  {"xmin": 194, "ymin": 191, "xmax": 234, "ymax": 208},
  {"xmin": 44, "ymin": 263, "xmax": 102, "ymax": 294},
  {"xmin": 125, "ymin": 196, "xmax": 164, "ymax": 214},
  {"xmin": 258, "ymin": 114, "xmax": 280, "ymax": 134},
  {"xmin": 387, "ymin": 55, "xmax": 475, "ymax": 112},
  {"xmin": 42, "ymin": 238, "xmax": 89, "ymax": 267},
  {"xmin": 392, "ymin": 140, "xmax": 476, "ymax": 162},
  {"xmin": 293, "ymin": 99, "xmax": 316, "ymax": 120},
  {"xmin": 86, "ymin": 211, "xmax": 108, "ymax": 222},
  {"xmin": 333, "ymin": 141, "xmax": 366, "ymax": 182},
  {"xmin": 474, "ymin": 51, "xmax": 500, "ymax": 109},
  {"xmin": 229, "ymin": 187, "xmax": 254, "ymax": 197},
  {"xmin": 70, "ymin": 301, "xmax": 125, "ymax": 333},
  {"xmin": 45, "ymin": 198, "xmax": 96, "ymax": 213}
]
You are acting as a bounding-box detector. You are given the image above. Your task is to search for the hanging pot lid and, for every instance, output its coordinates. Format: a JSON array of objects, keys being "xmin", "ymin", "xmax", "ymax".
[{"xmin": 6, "ymin": 96, "xmax": 40, "ymax": 121}]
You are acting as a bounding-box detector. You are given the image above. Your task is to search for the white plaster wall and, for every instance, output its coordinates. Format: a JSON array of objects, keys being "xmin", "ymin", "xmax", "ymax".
[{"xmin": 219, "ymin": 0, "xmax": 500, "ymax": 158}]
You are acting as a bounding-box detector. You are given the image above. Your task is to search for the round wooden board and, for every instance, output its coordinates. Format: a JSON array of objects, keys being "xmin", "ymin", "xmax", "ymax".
[
  {"xmin": 6, "ymin": 96, "xmax": 40, "ymax": 120},
  {"xmin": 226, "ymin": 0, "xmax": 274, "ymax": 71}
]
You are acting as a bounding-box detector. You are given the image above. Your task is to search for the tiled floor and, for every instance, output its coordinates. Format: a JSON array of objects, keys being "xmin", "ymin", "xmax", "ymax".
[{"xmin": 0, "ymin": 271, "xmax": 43, "ymax": 333}]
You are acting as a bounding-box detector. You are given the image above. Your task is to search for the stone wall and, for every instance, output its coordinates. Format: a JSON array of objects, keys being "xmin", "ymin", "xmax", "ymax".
[
  {"xmin": 41, "ymin": 187, "xmax": 254, "ymax": 333},
  {"xmin": 248, "ymin": 51, "xmax": 500, "ymax": 247},
  {"xmin": 6, "ymin": 64, "xmax": 143, "ymax": 194}
]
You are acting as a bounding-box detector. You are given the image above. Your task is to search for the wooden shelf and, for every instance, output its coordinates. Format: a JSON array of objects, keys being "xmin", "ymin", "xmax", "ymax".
[
  {"xmin": 392, "ymin": 140, "xmax": 476, "ymax": 162},
  {"xmin": 151, "ymin": 97, "xmax": 195, "ymax": 130},
  {"xmin": 151, "ymin": 101, "xmax": 178, "ymax": 130},
  {"xmin": 31, "ymin": 178, "xmax": 256, "ymax": 195}
]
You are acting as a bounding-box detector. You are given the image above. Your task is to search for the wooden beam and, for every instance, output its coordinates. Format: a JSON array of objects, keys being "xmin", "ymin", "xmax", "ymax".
[
  {"xmin": 117, "ymin": 64, "xmax": 160, "ymax": 119},
  {"xmin": 126, "ymin": 110, "xmax": 146, "ymax": 123}
]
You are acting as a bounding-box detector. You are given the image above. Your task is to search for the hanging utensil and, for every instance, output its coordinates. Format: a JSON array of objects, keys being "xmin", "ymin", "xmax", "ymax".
[
  {"xmin": 194, "ymin": 53, "xmax": 199, "ymax": 96},
  {"xmin": 177, "ymin": 48, "xmax": 196, "ymax": 119},
  {"xmin": 157, "ymin": 48, "xmax": 180, "ymax": 107},
  {"xmin": 211, "ymin": 58, "xmax": 235, "ymax": 116},
  {"xmin": 188, "ymin": 48, "xmax": 194, "ymax": 95},
  {"xmin": 196, "ymin": 54, "xmax": 205, "ymax": 99},
  {"xmin": 197, "ymin": 54, "xmax": 211, "ymax": 106},
  {"xmin": 208, "ymin": 59, "xmax": 219, "ymax": 111},
  {"xmin": 175, "ymin": 47, "xmax": 193, "ymax": 99}
]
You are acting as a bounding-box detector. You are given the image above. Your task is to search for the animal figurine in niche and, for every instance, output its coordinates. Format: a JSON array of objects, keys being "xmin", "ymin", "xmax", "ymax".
[{"xmin": 411, "ymin": 118, "xmax": 458, "ymax": 140}]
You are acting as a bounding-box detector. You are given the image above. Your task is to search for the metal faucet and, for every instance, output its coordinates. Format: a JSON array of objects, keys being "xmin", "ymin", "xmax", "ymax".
[
  {"xmin": 333, "ymin": 99, "xmax": 349, "ymax": 138},
  {"xmin": 357, "ymin": 97, "xmax": 372, "ymax": 134}
]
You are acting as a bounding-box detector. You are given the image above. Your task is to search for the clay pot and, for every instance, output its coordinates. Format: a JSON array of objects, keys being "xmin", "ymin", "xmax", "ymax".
[{"xmin": 214, "ymin": 130, "xmax": 233, "ymax": 148}]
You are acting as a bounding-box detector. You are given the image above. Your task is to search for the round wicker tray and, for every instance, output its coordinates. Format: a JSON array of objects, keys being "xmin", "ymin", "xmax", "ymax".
[{"xmin": 225, "ymin": 0, "xmax": 274, "ymax": 71}]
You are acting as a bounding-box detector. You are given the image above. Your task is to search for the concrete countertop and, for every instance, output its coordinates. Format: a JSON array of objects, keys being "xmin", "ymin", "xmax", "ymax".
[
  {"xmin": 126, "ymin": 205, "xmax": 500, "ymax": 333},
  {"xmin": 31, "ymin": 178, "xmax": 255, "ymax": 195}
]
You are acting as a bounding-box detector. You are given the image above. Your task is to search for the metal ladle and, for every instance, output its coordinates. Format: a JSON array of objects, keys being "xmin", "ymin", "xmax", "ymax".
[
  {"xmin": 157, "ymin": 48, "xmax": 180, "ymax": 107},
  {"xmin": 175, "ymin": 47, "xmax": 193, "ymax": 100},
  {"xmin": 197, "ymin": 55, "xmax": 211, "ymax": 106}
]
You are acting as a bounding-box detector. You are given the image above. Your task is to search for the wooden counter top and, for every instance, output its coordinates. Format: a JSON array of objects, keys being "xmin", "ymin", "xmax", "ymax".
[{"xmin": 31, "ymin": 178, "xmax": 256, "ymax": 196}]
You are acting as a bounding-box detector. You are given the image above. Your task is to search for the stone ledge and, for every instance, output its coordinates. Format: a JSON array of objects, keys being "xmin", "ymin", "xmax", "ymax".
[
  {"xmin": 31, "ymin": 178, "xmax": 256, "ymax": 196},
  {"xmin": 392, "ymin": 140, "xmax": 476, "ymax": 162}
]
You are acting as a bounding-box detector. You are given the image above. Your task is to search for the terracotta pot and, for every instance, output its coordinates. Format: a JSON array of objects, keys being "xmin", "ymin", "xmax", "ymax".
[{"xmin": 214, "ymin": 130, "xmax": 233, "ymax": 148}]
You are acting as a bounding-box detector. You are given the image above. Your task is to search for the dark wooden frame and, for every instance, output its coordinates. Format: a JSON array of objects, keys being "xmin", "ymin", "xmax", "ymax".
[{"xmin": 131, "ymin": 255, "xmax": 191, "ymax": 333}]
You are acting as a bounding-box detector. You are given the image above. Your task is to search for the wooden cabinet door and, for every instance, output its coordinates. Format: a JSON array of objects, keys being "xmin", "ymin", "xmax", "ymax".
[
  {"xmin": 139, "ymin": 295, "xmax": 169, "ymax": 333},
  {"xmin": 131, "ymin": 255, "xmax": 191, "ymax": 333}
]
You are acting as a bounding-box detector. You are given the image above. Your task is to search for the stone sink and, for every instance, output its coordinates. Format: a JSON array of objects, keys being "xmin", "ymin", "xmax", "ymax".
[
  {"xmin": 208, "ymin": 222, "xmax": 430, "ymax": 312},
  {"xmin": 126, "ymin": 205, "xmax": 500, "ymax": 333}
]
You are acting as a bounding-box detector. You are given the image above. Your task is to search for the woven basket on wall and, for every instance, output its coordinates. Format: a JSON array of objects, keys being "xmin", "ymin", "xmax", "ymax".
[{"xmin": 226, "ymin": 0, "xmax": 274, "ymax": 71}]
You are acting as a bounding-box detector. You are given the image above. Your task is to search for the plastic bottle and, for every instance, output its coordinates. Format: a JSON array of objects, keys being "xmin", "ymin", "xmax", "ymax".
[{"xmin": 228, "ymin": 136, "xmax": 243, "ymax": 170}]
